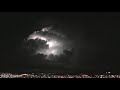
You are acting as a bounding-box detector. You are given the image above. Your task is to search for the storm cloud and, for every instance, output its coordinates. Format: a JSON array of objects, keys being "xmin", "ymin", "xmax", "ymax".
[{"xmin": 24, "ymin": 26, "xmax": 73, "ymax": 60}]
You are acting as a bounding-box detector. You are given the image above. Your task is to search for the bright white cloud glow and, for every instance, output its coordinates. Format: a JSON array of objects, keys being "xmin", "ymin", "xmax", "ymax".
[{"xmin": 26, "ymin": 26, "xmax": 72, "ymax": 56}]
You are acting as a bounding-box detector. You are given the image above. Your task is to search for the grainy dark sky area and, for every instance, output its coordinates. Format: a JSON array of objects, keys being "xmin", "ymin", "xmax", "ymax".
[{"xmin": 0, "ymin": 12, "xmax": 120, "ymax": 74}]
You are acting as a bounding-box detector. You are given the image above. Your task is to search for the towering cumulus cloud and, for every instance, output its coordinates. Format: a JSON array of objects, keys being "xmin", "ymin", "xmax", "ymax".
[{"xmin": 24, "ymin": 26, "xmax": 73, "ymax": 60}]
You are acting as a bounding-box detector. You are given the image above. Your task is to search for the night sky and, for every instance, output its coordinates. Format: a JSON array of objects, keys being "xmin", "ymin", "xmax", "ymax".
[{"xmin": 0, "ymin": 12, "xmax": 120, "ymax": 74}]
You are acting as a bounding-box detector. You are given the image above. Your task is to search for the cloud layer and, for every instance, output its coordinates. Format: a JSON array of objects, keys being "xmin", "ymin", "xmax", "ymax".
[{"xmin": 24, "ymin": 26, "xmax": 73, "ymax": 61}]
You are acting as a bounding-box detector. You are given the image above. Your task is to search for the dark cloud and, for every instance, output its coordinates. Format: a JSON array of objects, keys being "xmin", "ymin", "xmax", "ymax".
[{"xmin": 23, "ymin": 38, "xmax": 49, "ymax": 55}]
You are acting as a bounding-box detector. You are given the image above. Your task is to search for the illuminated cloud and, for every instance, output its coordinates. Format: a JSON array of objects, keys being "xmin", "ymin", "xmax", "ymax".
[{"xmin": 26, "ymin": 26, "xmax": 73, "ymax": 57}]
